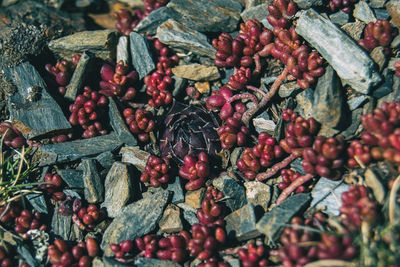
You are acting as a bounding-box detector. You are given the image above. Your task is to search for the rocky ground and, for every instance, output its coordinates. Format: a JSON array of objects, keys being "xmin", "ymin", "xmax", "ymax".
[{"xmin": 0, "ymin": 0, "xmax": 399, "ymax": 266}]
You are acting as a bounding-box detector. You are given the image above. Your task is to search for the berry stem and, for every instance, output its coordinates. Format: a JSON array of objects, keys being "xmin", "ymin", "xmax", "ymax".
[
  {"xmin": 246, "ymin": 85, "xmax": 266, "ymax": 97},
  {"xmin": 227, "ymin": 93, "xmax": 259, "ymax": 105},
  {"xmin": 256, "ymin": 153, "xmax": 296, "ymax": 181},
  {"xmin": 276, "ymin": 173, "xmax": 314, "ymax": 205},
  {"xmin": 242, "ymin": 68, "xmax": 288, "ymax": 127}
]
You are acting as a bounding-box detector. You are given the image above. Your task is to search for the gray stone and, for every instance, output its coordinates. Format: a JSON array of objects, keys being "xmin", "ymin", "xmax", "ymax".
[
  {"xmin": 369, "ymin": 0, "xmax": 387, "ymax": 8},
  {"xmin": 51, "ymin": 203, "xmax": 72, "ymax": 240},
  {"xmin": 278, "ymin": 81, "xmax": 301, "ymax": 98},
  {"xmin": 296, "ymin": 9, "xmax": 381, "ymax": 94},
  {"xmin": 129, "ymin": 32, "xmax": 155, "ymax": 79},
  {"xmin": 134, "ymin": 7, "xmax": 175, "ymax": 35},
  {"xmin": 26, "ymin": 193, "xmax": 48, "ymax": 214},
  {"xmin": 2, "ymin": 61, "xmax": 71, "ymax": 139},
  {"xmin": 244, "ymin": 181, "xmax": 271, "ymax": 212},
  {"xmin": 391, "ymin": 35, "xmax": 400, "ymax": 49},
  {"xmin": 158, "ymin": 204, "xmax": 183, "ymax": 234},
  {"xmin": 241, "ymin": 3, "xmax": 271, "ymax": 28},
  {"xmin": 102, "ymin": 162, "xmax": 133, "ymax": 217},
  {"xmin": 295, "ymin": 88, "xmax": 314, "ymax": 119},
  {"xmin": 225, "ymin": 203, "xmax": 260, "ymax": 241},
  {"xmin": 312, "ymin": 66, "xmax": 343, "ymax": 128},
  {"xmin": 58, "ymin": 169, "xmax": 84, "ymax": 188},
  {"xmin": 373, "ymin": 68, "xmax": 393, "ymax": 99},
  {"xmin": 386, "ymin": 0, "xmax": 400, "ymax": 27},
  {"xmin": 290, "ymin": 158, "xmax": 306, "ymax": 174},
  {"xmin": 353, "ymin": 1, "xmax": 377, "ymax": 23},
  {"xmin": 256, "ymin": 193, "xmax": 311, "ymax": 242},
  {"xmin": 185, "ymin": 187, "xmax": 206, "ymax": 209},
  {"xmin": 370, "ymin": 46, "xmax": 387, "ymax": 71},
  {"xmin": 172, "ymin": 64, "xmax": 220, "ymax": 81},
  {"xmin": 341, "ymin": 108, "xmax": 363, "ymax": 140},
  {"xmin": 65, "ymin": 51, "xmax": 95, "ymax": 101},
  {"xmin": 182, "ymin": 208, "xmax": 199, "ymax": 225},
  {"xmin": 253, "ymin": 118, "xmax": 276, "ymax": 135},
  {"xmin": 220, "ymin": 175, "xmax": 247, "ymax": 212},
  {"xmin": 310, "ymin": 178, "xmax": 349, "ymax": 216},
  {"xmin": 156, "ymin": 19, "xmax": 216, "ymax": 59},
  {"xmin": 108, "ymin": 97, "xmax": 137, "ymax": 146},
  {"xmin": 120, "ymin": 146, "xmax": 150, "ymax": 172},
  {"xmin": 374, "ymin": 8, "xmax": 391, "ymax": 19},
  {"xmin": 63, "ymin": 189, "xmax": 81, "ymax": 199},
  {"xmin": 48, "ymin": 30, "xmax": 118, "ymax": 60},
  {"xmin": 2, "ymin": 0, "xmax": 18, "ymax": 7},
  {"xmin": 378, "ymin": 72, "xmax": 400, "ymax": 105},
  {"xmin": 36, "ymin": 132, "xmax": 122, "ymax": 166},
  {"xmin": 82, "ymin": 159, "xmax": 104, "ymax": 203},
  {"xmin": 95, "ymin": 151, "xmax": 116, "ymax": 170},
  {"xmin": 102, "ymin": 257, "xmax": 131, "ymax": 267},
  {"xmin": 101, "ymin": 190, "xmax": 170, "ymax": 256},
  {"xmin": 329, "ymin": 11, "xmax": 350, "ymax": 26},
  {"xmin": 168, "ymin": 176, "xmax": 185, "ymax": 204},
  {"xmin": 347, "ymin": 96, "xmax": 368, "ymax": 111},
  {"xmin": 116, "ymin": 36, "xmax": 129, "ymax": 64},
  {"xmin": 166, "ymin": 0, "xmax": 243, "ymax": 33},
  {"xmin": 341, "ymin": 21, "xmax": 366, "ymax": 41},
  {"xmin": 172, "ymin": 75, "xmax": 188, "ymax": 97},
  {"xmin": 135, "ymin": 257, "xmax": 181, "ymax": 267},
  {"xmin": 230, "ymin": 147, "xmax": 245, "ymax": 170},
  {"xmin": 293, "ymin": 0, "xmax": 324, "ymax": 9}
]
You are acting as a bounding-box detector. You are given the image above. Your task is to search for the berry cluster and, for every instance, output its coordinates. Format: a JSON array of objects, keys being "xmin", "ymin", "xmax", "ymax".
[
  {"xmin": 143, "ymin": 0, "xmax": 169, "ymax": 16},
  {"xmin": 0, "ymin": 203, "xmax": 46, "ymax": 236},
  {"xmin": 40, "ymin": 172, "xmax": 65, "ymax": 201},
  {"xmin": 144, "ymin": 39, "xmax": 178, "ymax": 107},
  {"xmin": 267, "ymin": 0, "xmax": 297, "ymax": 29},
  {"xmin": 238, "ymin": 242, "xmax": 269, "ymax": 267},
  {"xmin": 140, "ymin": 155, "xmax": 170, "ymax": 187},
  {"xmin": 47, "ymin": 238, "xmax": 99, "ymax": 267},
  {"xmin": 395, "ymin": 61, "xmax": 400, "ymax": 77},
  {"xmin": 197, "ymin": 186, "xmax": 225, "ymax": 227},
  {"xmin": 0, "ymin": 122, "xmax": 26, "ymax": 149},
  {"xmin": 302, "ymin": 136, "xmax": 346, "ymax": 180},
  {"xmin": 359, "ymin": 19, "xmax": 398, "ymax": 54},
  {"xmin": 188, "ymin": 224, "xmax": 226, "ymax": 261},
  {"xmin": 45, "ymin": 54, "xmax": 81, "ymax": 95},
  {"xmin": 179, "ymin": 152, "xmax": 210, "ymax": 190},
  {"xmin": 0, "ymin": 245, "xmax": 14, "ymax": 267},
  {"xmin": 99, "ymin": 60, "xmax": 138, "ymax": 101},
  {"xmin": 114, "ymin": 9, "xmax": 144, "ymax": 36},
  {"xmin": 278, "ymin": 169, "xmax": 307, "ymax": 193},
  {"xmin": 135, "ymin": 233, "xmax": 188, "ymax": 263},
  {"xmin": 328, "ymin": 0, "xmax": 358, "ymax": 13},
  {"xmin": 68, "ymin": 86, "xmax": 109, "ymax": 138},
  {"xmin": 347, "ymin": 140, "xmax": 372, "ymax": 168},
  {"xmin": 110, "ymin": 240, "xmax": 134, "ymax": 261},
  {"xmin": 123, "ymin": 108, "xmax": 155, "ymax": 142},
  {"xmin": 237, "ymin": 132, "xmax": 284, "ymax": 180},
  {"xmin": 280, "ymin": 109, "xmax": 320, "ymax": 157},
  {"xmin": 340, "ymin": 185, "xmax": 377, "ymax": 230}
]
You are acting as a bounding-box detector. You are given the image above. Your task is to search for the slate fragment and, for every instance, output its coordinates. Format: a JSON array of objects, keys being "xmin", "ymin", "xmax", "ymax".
[
  {"xmin": 48, "ymin": 30, "xmax": 118, "ymax": 60},
  {"xmin": 329, "ymin": 11, "xmax": 350, "ymax": 26},
  {"xmin": 2, "ymin": 61, "xmax": 71, "ymax": 139},
  {"xmin": 293, "ymin": 0, "xmax": 324, "ymax": 9},
  {"xmin": 386, "ymin": 0, "xmax": 400, "ymax": 27},
  {"xmin": 51, "ymin": 203, "xmax": 72, "ymax": 240},
  {"xmin": 185, "ymin": 187, "xmax": 206, "ymax": 209},
  {"xmin": 296, "ymin": 9, "xmax": 381, "ymax": 94},
  {"xmin": 134, "ymin": 7, "xmax": 175, "ymax": 35},
  {"xmin": 120, "ymin": 146, "xmax": 150, "ymax": 172},
  {"xmin": 135, "ymin": 257, "xmax": 181, "ymax": 267},
  {"xmin": 312, "ymin": 66, "xmax": 343, "ymax": 128},
  {"xmin": 241, "ymin": 3, "xmax": 271, "ymax": 28},
  {"xmin": 244, "ymin": 181, "xmax": 271, "ymax": 212},
  {"xmin": 168, "ymin": 176, "xmax": 185, "ymax": 204},
  {"xmin": 172, "ymin": 64, "xmax": 220, "ymax": 81},
  {"xmin": 65, "ymin": 52, "xmax": 95, "ymax": 101},
  {"xmin": 26, "ymin": 193, "xmax": 48, "ymax": 214},
  {"xmin": 158, "ymin": 204, "xmax": 183, "ymax": 234},
  {"xmin": 295, "ymin": 88, "xmax": 314, "ymax": 119},
  {"xmin": 220, "ymin": 175, "xmax": 247, "ymax": 212},
  {"xmin": 256, "ymin": 193, "xmax": 311, "ymax": 242},
  {"xmin": 341, "ymin": 21, "xmax": 366, "ymax": 41},
  {"xmin": 101, "ymin": 190, "xmax": 171, "ymax": 256},
  {"xmin": 95, "ymin": 151, "xmax": 116, "ymax": 170},
  {"xmin": 117, "ymin": 36, "xmax": 129, "ymax": 64},
  {"xmin": 108, "ymin": 97, "xmax": 137, "ymax": 146},
  {"xmin": 36, "ymin": 132, "xmax": 122, "ymax": 166},
  {"xmin": 129, "ymin": 32, "xmax": 155, "ymax": 79},
  {"xmin": 156, "ymin": 19, "xmax": 216, "ymax": 59},
  {"xmin": 353, "ymin": 1, "xmax": 377, "ymax": 23},
  {"xmin": 225, "ymin": 203, "xmax": 260, "ymax": 241},
  {"xmin": 166, "ymin": 0, "xmax": 243, "ymax": 33},
  {"xmin": 101, "ymin": 162, "xmax": 133, "ymax": 218},
  {"xmin": 310, "ymin": 178, "xmax": 349, "ymax": 216},
  {"xmin": 82, "ymin": 159, "xmax": 104, "ymax": 203},
  {"xmin": 58, "ymin": 169, "xmax": 84, "ymax": 188}
]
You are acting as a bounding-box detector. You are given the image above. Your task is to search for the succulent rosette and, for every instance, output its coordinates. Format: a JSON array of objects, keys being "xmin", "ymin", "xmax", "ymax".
[{"xmin": 160, "ymin": 101, "xmax": 221, "ymax": 164}]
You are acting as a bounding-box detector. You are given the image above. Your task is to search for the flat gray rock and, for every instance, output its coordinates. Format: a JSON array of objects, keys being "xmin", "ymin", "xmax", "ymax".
[
  {"xmin": 296, "ymin": 9, "xmax": 381, "ymax": 94},
  {"xmin": 102, "ymin": 162, "xmax": 133, "ymax": 218},
  {"xmin": 58, "ymin": 169, "xmax": 84, "ymax": 188},
  {"xmin": 135, "ymin": 257, "xmax": 181, "ymax": 267},
  {"xmin": 387, "ymin": 0, "xmax": 400, "ymax": 27},
  {"xmin": 256, "ymin": 193, "xmax": 311, "ymax": 242},
  {"xmin": 166, "ymin": 0, "xmax": 243, "ymax": 33},
  {"xmin": 108, "ymin": 97, "xmax": 137, "ymax": 146},
  {"xmin": 65, "ymin": 52, "xmax": 95, "ymax": 101},
  {"xmin": 2, "ymin": 61, "xmax": 71, "ymax": 139},
  {"xmin": 329, "ymin": 11, "xmax": 350, "ymax": 26},
  {"xmin": 82, "ymin": 159, "xmax": 104, "ymax": 203},
  {"xmin": 312, "ymin": 66, "xmax": 343, "ymax": 128},
  {"xmin": 120, "ymin": 146, "xmax": 150, "ymax": 172},
  {"xmin": 293, "ymin": 0, "xmax": 324, "ymax": 9},
  {"xmin": 220, "ymin": 175, "xmax": 247, "ymax": 212},
  {"xmin": 225, "ymin": 203, "xmax": 260, "ymax": 241},
  {"xmin": 134, "ymin": 7, "xmax": 175, "ymax": 35},
  {"xmin": 117, "ymin": 36, "xmax": 129, "ymax": 64},
  {"xmin": 35, "ymin": 132, "xmax": 123, "ymax": 166},
  {"xmin": 156, "ymin": 19, "xmax": 216, "ymax": 59},
  {"xmin": 129, "ymin": 32, "xmax": 155, "ymax": 79},
  {"xmin": 51, "ymin": 203, "xmax": 72, "ymax": 240},
  {"xmin": 241, "ymin": 3, "xmax": 271, "ymax": 29},
  {"xmin": 101, "ymin": 190, "xmax": 171, "ymax": 256},
  {"xmin": 353, "ymin": 1, "xmax": 377, "ymax": 23}
]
